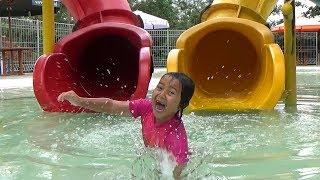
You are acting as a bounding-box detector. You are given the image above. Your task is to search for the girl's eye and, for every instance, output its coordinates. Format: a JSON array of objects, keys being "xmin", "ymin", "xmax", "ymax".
[
  {"xmin": 156, "ymin": 86, "xmax": 163, "ymax": 91},
  {"xmin": 169, "ymin": 91, "xmax": 175, "ymax": 95}
]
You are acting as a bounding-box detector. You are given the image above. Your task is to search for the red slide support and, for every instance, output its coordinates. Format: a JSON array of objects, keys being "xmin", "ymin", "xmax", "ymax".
[{"xmin": 33, "ymin": 0, "xmax": 153, "ymax": 112}]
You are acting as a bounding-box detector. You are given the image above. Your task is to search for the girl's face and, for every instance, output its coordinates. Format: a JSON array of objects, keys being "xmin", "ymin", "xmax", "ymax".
[{"xmin": 152, "ymin": 75, "xmax": 182, "ymax": 123}]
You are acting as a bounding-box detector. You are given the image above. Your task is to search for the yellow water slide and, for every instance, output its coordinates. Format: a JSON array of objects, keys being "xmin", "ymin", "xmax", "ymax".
[{"xmin": 167, "ymin": 0, "xmax": 285, "ymax": 111}]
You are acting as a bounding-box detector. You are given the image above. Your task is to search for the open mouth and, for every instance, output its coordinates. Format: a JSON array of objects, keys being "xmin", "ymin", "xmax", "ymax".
[{"xmin": 155, "ymin": 100, "xmax": 166, "ymax": 112}]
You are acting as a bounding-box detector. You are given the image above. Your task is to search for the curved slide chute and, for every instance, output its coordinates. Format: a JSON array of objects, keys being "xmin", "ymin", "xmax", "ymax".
[
  {"xmin": 167, "ymin": 0, "xmax": 285, "ymax": 111},
  {"xmin": 33, "ymin": 0, "xmax": 153, "ymax": 112}
]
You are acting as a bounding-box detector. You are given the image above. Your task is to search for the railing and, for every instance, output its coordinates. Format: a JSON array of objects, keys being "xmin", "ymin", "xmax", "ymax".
[
  {"xmin": 274, "ymin": 32, "xmax": 319, "ymax": 65},
  {"xmin": 0, "ymin": 17, "xmax": 318, "ymax": 73}
]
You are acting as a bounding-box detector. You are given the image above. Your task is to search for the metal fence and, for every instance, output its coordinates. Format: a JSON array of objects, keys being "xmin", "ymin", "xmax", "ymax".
[
  {"xmin": 274, "ymin": 32, "xmax": 319, "ymax": 65},
  {"xmin": 0, "ymin": 17, "xmax": 73, "ymax": 72},
  {"xmin": 0, "ymin": 17, "xmax": 74, "ymax": 73},
  {"xmin": 148, "ymin": 30, "xmax": 184, "ymax": 67},
  {"xmin": 0, "ymin": 17, "xmax": 319, "ymax": 74}
]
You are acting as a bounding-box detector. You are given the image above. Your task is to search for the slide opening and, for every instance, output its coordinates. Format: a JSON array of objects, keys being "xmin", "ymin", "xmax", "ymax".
[
  {"xmin": 63, "ymin": 33, "xmax": 140, "ymax": 101},
  {"xmin": 190, "ymin": 30, "xmax": 261, "ymax": 98}
]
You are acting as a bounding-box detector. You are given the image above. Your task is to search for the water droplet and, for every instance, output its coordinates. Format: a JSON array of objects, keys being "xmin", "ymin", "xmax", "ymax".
[{"xmin": 51, "ymin": 143, "xmax": 58, "ymax": 149}]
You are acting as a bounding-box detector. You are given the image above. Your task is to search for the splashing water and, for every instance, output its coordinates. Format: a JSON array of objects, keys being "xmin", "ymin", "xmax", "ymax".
[
  {"xmin": 1, "ymin": 68, "xmax": 320, "ymax": 179},
  {"xmin": 132, "ymin": 148, "xmax": 176, "ymax": 179}
]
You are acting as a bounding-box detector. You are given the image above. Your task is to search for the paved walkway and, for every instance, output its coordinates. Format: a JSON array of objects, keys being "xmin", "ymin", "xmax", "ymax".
[
  {"xmin": 0, "ymin": 73, "xmax": 33, "ymax": 89},
  {"xmin": 1, "ymin": 67, "xmax": 319, "ymax": 90},
  {"xmin": 0, "ymin": 69, "xmax": 166, "ymax": 90}
]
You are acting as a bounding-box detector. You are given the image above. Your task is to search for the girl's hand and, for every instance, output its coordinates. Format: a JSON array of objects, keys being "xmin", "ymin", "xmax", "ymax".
[{"xmin": 57, "ymin": 91, "xmax": 81, "ymax": 106}]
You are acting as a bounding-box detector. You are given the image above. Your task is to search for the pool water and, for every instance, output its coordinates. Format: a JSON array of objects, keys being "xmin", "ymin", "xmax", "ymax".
[{"xmin": 0, "ymin": 67, "xmax": 320, "ymax": 179}]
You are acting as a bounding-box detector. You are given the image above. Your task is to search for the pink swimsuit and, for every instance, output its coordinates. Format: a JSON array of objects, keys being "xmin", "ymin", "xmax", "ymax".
[{"xmin": 129, "ymin": 99, "xmax": 189, "ymax": 165}]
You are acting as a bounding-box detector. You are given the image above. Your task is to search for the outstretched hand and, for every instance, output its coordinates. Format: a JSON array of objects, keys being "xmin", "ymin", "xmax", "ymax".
[{"xmin": 57, "ymin": 90, "xmax": 81, "ymax": 106}]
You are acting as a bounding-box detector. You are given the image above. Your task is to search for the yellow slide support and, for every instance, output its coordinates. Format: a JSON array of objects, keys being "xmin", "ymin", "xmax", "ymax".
[
  {"xmin": 167, "ymin": 0, "xmax": 285, "ymax": 111},
  {"xmin": 42, "ymin": 0, "xmax": 55, "ymax": 54}
]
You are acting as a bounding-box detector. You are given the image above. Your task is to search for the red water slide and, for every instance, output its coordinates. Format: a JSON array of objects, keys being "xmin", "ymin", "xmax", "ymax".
[{"xmin": 33, "ymin": 0, "xmax": 153, "ymax": 112}]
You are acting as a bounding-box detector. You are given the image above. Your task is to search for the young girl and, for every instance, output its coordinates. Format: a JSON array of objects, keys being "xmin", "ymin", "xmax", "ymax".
[{"xmin": 58, "ymin": 72, "xmax": 195, "ymax": 179}]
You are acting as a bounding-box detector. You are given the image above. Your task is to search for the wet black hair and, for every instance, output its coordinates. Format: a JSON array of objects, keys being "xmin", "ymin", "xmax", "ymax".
[{"xmin": 163, "ymin": 72, "xmax": 195, "ymax": 118}]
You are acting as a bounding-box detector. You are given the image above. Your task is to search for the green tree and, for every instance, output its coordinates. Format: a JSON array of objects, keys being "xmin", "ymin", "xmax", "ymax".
[
  {"xmin": 268, "ymin": 1, "xmax": 308, "ymax": 27},
  {"xmin": 129, "ymin": 0, "xmax": 212, "ymax": 29},
  {"xmin": 303, "ymin": 6, "xmax": 320, "ymax": 18},
  {"xmin": 269, "ymin": 5, "xmax": 284, "ymax": 27},
  {"xmin": 173, "ymin": 0, "xmax": 212, "ymax": 29},
  {"xmin": 26, "ymin": 3, "xmax": 73, "ymax": 24},
  {"xmin": 55, "ymin": 4, "xmax": 74, "ymax": 23},
  {"xmin": 130, "ymin": 0, "xmax": 179, "ymax": 28}
]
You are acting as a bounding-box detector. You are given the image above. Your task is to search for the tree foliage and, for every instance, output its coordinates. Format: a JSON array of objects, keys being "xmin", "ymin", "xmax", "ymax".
[
  {"xmin": 129, "ymin": 0, "xmax": 212, "ymax": 29},
  {"xmin": 303, "ymin": 6, "xmax": 320, "ymax": 18},
  {"xmin": 129, "ymin": 0, "xmax": 179, "ymax": 28},
  {"xmin": 172, "ymin": 0, "xmax": 212, "ymax": 29},
  {"xmin": 269, "ymin": 1, "xmax": 311, "ymax": 27},
  {"xmin": 35, "ymin": 0, "xmax": 320, "ymax": 29}
]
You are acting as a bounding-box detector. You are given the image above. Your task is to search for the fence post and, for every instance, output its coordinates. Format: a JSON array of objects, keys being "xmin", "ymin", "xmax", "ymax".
[
  {"xmin": 0, "ymin": 18, "xmax": 2, "ymax": 75},
  {"xmin": 166, "ymin": 29, "xmax": 170, "ymax": 67},
  {"xmin": 36, "ymin": 19, "xmax": 40, "ymax": 57},
  {"xmin": 166, "ymin": 29, "xmax": 170, "ymax": 54},
  {"xmin": 0, "ymin": 18, "xmax": 2, "ymax": 49},
  {"xmin": 316, "ymin": 32, "xmax": 318, "ymax": 65}
]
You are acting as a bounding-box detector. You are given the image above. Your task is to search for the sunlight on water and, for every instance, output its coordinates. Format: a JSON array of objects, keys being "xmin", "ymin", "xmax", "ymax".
[{"xmin": 0, "ymin": 67, "xmax": 320, "ymax": 179}]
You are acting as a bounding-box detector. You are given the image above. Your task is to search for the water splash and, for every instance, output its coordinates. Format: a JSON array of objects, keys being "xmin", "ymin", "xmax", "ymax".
[{"xmin": 131, "ymin": 148, "xmax": 176, "ymax": 179}]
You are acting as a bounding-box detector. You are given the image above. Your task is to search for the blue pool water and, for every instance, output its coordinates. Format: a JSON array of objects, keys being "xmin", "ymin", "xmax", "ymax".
[{"xmin": 0, "ymin": 67, "xmax": 320, "ymax": 179}]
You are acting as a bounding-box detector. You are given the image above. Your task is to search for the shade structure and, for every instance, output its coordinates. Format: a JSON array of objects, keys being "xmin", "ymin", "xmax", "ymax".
[
  {"xmin": 133, "ymin": 10, "xmax": 169, "ymax": 30},
  {"xmin": 0, "ymin": 0, "xmax": 60, "ymax": 17},
  {"xmin": 272, "ymin": 17, "xmax": 320, "ymax": 32}
]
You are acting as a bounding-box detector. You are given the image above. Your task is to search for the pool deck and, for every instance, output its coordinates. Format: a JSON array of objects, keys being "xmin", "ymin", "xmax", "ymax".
[
  {"xmin": 0, "ymin": 73, "xmax": 33, "ymax": 89},
  {"xmin": 0, "ymin": 68, "xmax": 167, "ymax": 90},
  {"xmin": 0, "ymin": 66, "xmax": 319, "ymax": 90}
]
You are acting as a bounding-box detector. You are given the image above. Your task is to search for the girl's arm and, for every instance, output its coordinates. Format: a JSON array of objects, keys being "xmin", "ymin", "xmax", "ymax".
[{"xmin": 58, "ymin": 91, "xmax": 131, "ymax": 116}]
